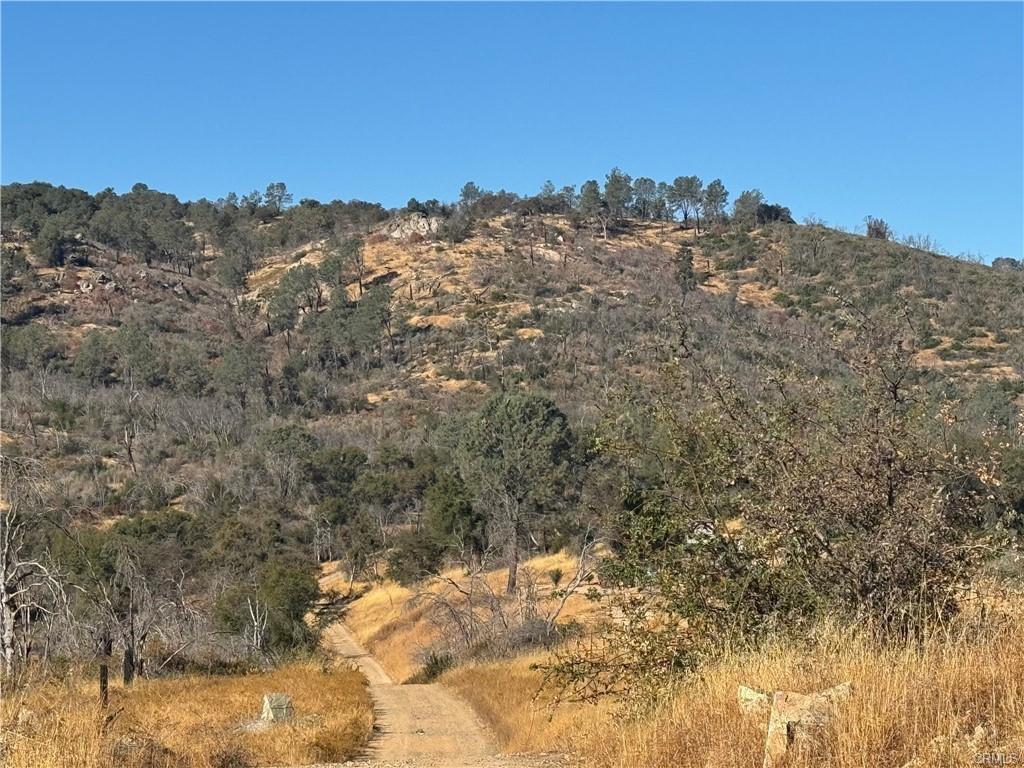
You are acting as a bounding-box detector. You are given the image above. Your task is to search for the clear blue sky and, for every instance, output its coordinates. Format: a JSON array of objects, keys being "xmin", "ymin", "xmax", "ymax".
[{"xmin": 2, "ymin": 2, "xmax": 1021, "ymax": 260}]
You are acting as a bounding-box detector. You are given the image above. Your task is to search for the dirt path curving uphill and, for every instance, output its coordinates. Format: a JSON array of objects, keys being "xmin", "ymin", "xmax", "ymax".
[{"xmin": 320, "ymin": 622, "xmax": 568, "ymax": 768}]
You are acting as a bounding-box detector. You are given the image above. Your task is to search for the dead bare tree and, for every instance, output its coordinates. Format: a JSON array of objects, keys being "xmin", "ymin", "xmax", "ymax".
[
  {"xmin": 0, "ymin": 456, "xmax": 71, "ymax": 680},
  {"xmin": 246, "ymin": 593, "xmax": 269, "ymax": 653},
  {"xmin": 413, "ymin": 539, "xmax": 597, "ymax": 661},
  {"xmin": 111, "ymin": 548, "xmax": 157, "ymax": 684},
  {"xmin": 543, "ymin": 535, "xmax": 597, "ymax": 636},
  {"xmin": 122, "ymin": 422, "xmax": 139, "ymax": 474},
  {"xmin": 311, "ymin": 514, "xmax": 334, "ymax": 562}
]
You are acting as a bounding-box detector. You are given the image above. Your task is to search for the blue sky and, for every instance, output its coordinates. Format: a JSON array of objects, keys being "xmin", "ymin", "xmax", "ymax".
[{"xmin": 2, "ymin": 2, "xmax": 1021, "ymax": 260}]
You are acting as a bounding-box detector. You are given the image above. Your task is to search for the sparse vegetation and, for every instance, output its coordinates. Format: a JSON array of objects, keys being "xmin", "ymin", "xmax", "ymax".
[{"xmin": 1, "ymin": 171, "xmax": 1021, "ymax": 767}]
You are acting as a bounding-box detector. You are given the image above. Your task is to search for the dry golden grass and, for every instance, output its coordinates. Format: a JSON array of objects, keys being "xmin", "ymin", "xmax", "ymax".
[
  {"xmin": 736, "ymin": 280, "xmax": 780, "ymax": 309},
  {"xmin": 1, "ymin": 659, "xmax": 373, "ymax": 768},
  {"xmin": 244, "ymin": 244, "xmax": 328, "ymax": 296},
  {"xmin": 914, "ymin": 342, "xmax": 1020, "ymax": 381},
  {"xmin": 449, "ymin": 619, "xmax": 1024, "ymax": 768},
  {"xmin": 343, "ymin": 579, "xmax": 427, "ymax": 682},
  {"xmin": 445, "ymin": 651, "xmax": 613, "ymax": 755},
  {"xmin": 328, "ymin": 551, "xmax": 594, "ymax": 682}
]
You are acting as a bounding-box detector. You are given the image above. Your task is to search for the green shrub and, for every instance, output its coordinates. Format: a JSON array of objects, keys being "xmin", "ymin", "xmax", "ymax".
[
  {"xmin": 772, "ymin": 291, "xmax": 793, "ymax": 308},
  {"xmin": 406, "ymin": 650, "xmax": 455, "ymax": 683}
]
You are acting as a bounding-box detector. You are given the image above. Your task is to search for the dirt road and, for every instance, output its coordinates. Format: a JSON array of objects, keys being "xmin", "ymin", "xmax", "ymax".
[{"xmin": 321, "ymin": 622, "xmax": 567, "ymax": 768}]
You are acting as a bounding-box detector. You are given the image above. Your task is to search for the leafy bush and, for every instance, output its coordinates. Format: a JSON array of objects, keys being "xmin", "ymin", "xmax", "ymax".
[
  {"xmin": 1, "ymin": 323, "xmax": 63, "ymax": 371},
  {"xmin": 544, "ymin": 314, "xmax": 1016, "ymax": 703},
  {"xmin": 386, "ymin": 530, "xmax": 447, "ymax": 586}
]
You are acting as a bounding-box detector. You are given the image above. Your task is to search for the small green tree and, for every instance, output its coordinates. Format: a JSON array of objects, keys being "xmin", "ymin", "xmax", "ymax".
[
  {"xmin": 267, "ymin": 283, "xmax": 301, "ymax": 348},
  {"xmin": 673, "ymin": 175, "xmax": 703, "ymax": 232},
  {"xmin": 307, "ymin": 445, "xmax": 368, "ymax": 503},
  {"xmin": 578, "ymin": 180, "xmax": 607, "ymax": 237},
  {"xmin": 702, "ymin": 178, "xmax": 728, "ymax": 225},
  {"xmin": 150, "ymin": 218, "xmax": 197, "ymax": 275},
  {"xmin": 0, "ymin": 324, "xmax": 63, "ymax": 372},
  {"xmin": 453, "ymin": 393, "xmax": 577, "ymax": 594},
  {"xmin": 732, "ymin": 188, "xmax": 764, "ymax": 229},
  {"xmin": 73, "ymin": 330, "xmax": 118, "ymax": 385},
  {"xmin": 337, "ymin": 509, "xmax": 385, "ymax": 592},
  {"xmin": 90, "ymin": 200, "xmax": 134, "ymax": 261},
  {"xmin": 263, "ymin": 182, "xmax": 293, "ymax": 213},
  {"xmin": 441, "ymin": 212, "xmax": 473, "ymax": 244},
  {"xmin": 34, "ymin": 219, "xmax": 73, "ymax": 266},
  {"xmin": 260, "ymin": 424, "xmax": 320, "ymax": 500},
  {"xmin": 215, "ymin": 559, "xmax": 319, "ymax": 652},
  {"xmin": 161, "ymin": 340, "xmax": 210, "ymax": 395},
  {"xmin": 459, "ymin": 181, "xmax": 484, "ymax": 209},
  {"xmin": 216, "ymin": 227, "xmax": 265, "ymax": 293},
  {"xmin": 386, "ymin": 531, "xmax": 447, "ymax": 586},
  {"xmin": 632, "ymin": 177, "xmax": 657, "ymax": 219},
  {"xmin": 267, "ymin": 265, "xmax": 323, "ymax": 350},
  {"xmin": 423, "ymin": 470, "xmax": 485, "ymax": 557},
  {"xmin": 260, "ymin": 561, "xmax": 319, "ymax": 650},
  {"xmin": 214, "ymin": 342, "xmax": 267, "ymax": 408},
  {"xmin": 114, "ymin": 321, "xmax": 163, "ymax": 387},
  {"xmin": 603, "ymin": 168, "xmax": 633, "ymax": 227},
  {"xmin": 321, "ymin": 236, "xmax": 365, "ymax": 295},
  {"xmin": 674, "ymin": 245, "xmax": 697, "ymax": 300}
]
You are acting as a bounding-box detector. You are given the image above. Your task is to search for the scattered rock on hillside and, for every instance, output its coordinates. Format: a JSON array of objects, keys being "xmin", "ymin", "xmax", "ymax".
[{"xmin": 384, "ymin": 213, "xmax": 441, "ymax": 241}]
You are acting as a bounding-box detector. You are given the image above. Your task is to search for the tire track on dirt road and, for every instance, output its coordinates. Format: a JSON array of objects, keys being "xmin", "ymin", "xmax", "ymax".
[{"xmin": 320, "ymin": 621, "xmax": 568, "ymax": 768}]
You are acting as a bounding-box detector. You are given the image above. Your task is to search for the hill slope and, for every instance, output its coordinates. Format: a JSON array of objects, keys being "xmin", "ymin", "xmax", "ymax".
[
  {"xmin": 3, "ymin": 209, "xmax": 1022, "ymax": 534},
  {"xmin": 3, "ymin": 187, "xmax": 1023, "ymax": 766}
]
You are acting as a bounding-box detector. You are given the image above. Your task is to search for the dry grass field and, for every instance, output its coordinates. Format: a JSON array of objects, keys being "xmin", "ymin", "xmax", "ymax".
[
  {"xmin": 0, "ymin": 660, "xmax": 373, "ymax": 768},
  {"xmin": 447, "ymin": 620, "xmax": 1024, "ymax": 767},
  {"xmin": 2, "ymin": 558, "xmax": 1020, "ymax": 768}
]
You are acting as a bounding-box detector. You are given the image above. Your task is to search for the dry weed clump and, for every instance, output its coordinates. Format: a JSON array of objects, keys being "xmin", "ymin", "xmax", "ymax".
[{"xmin": 0, "ymin": 659, "xmax": 372, "ymax": 768}]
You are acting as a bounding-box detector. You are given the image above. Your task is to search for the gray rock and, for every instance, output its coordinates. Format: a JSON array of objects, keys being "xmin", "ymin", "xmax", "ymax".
[
  {"xmin": 261, "ymin": 692, "xmax": 294, "ymax": 722},
  {"xmin": 738, "ymin": 682, "xmax": 852, "ymax": 768}
]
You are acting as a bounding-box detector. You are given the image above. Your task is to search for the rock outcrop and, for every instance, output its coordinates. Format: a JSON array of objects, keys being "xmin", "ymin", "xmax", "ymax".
[{"xmin": 383, "ymin": 213, "xmax": 442, "ymax": 241}]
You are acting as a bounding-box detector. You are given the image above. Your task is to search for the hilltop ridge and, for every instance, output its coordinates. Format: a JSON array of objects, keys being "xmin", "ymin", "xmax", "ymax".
[{"xmin": 5, "ymin": 205, "xmax": 1022, "ymax": 410}]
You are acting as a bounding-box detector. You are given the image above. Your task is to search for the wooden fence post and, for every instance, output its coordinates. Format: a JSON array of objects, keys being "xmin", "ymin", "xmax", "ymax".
[{"xmin": 99, "ymin": 630, "xmax": 112, "ymax": 707}]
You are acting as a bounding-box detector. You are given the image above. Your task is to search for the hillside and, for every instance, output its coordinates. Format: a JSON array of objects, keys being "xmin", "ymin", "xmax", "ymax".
[
  {"xmin": 5, "ymin": 208, "xmax": 1022, "ymax": 418},
  {"xmin": 4, "ymin": 208, "xmax": 1022, "ymax": 542},
  {"xmin": 2, "ymin": 180, "xmax": 1023, "ymax": 767}
]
